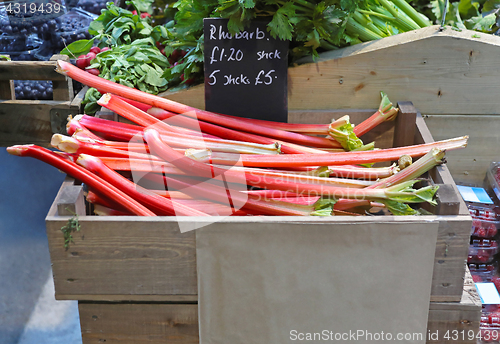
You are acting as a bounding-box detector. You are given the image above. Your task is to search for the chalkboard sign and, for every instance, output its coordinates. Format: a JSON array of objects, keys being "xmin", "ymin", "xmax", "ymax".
[{"xmin": 203, "ymin": 18, "xmax": 289, "ymax": 123}]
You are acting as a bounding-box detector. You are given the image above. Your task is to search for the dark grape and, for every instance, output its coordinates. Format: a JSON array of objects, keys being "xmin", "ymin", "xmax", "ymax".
[{"xmin": 14, "ymin": 80, "xmax": 53, "ymax": 100}]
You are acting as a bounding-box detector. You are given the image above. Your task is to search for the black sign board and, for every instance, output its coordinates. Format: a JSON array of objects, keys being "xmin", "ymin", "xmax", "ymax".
[{"xmin": 203, "ymin": 18, "xmax": 288, "ymax": 123}]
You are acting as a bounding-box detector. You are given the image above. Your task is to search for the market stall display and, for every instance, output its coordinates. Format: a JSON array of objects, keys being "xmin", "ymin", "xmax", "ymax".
[{"xmin": 5, "ymin": 0, "xmax": 500, "ymax": 342}]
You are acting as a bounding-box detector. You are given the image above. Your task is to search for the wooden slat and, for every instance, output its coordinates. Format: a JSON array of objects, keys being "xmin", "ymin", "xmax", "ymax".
[
  {"xmin": 49, "ymin": 55, "xmax": 73, "ymax": 101},
  {"xmin": 0, "ymin": 80, "xmax": 14, "ymax": 100},
  {"xmin": 0, "ymin": 61, "xmax": 67, "ymax": 81},
  {"xmin": 164, "ymin": 26, "xmax": 500, "ymax": 115},
  {"xmin": 430, "ymin": 216, "xmax": 471, "ymax": 302},
  {"xmin": 79, "ymin": 303, "xmax": 199, "ymax": 344},
  {"xmin": 415, "ymin": 113, "xmax": 468, "ymax": 216},
  {"xmin": 57, "ymin": 184, "xmax": 86, "ymax": 217},
  {"xmin": 424, "ymin": 114, "xmax": 500, "ymax": 187},
  {"xmin": 394, "ymin": 101, "xmax": 417, "ymax": 148},
  {"xmin": 0, "ymin": 101, "xmax": 74, "ymax": 147},
  {"xmin": 71, "ymin": 86, "xmax": 88, "ymax": 108},
  {"xmin": 59, "ymin": 294, "xmax": 198, "ymax": 302}
]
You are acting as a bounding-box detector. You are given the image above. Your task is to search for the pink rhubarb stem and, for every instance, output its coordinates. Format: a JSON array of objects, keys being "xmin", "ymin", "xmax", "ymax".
[
  {"xmin": 151, "ymin": 107, "xmax": 330, "ymax": 135},
  {"xmin": 56, "ymin": 60, "xmax": 340, "ymax": 149},
  {"xmin": 203, "ymin": 137, "xmax": 468, "ymax": 168},
  {"xmin": 76, "ymin": 154, "xmax": 209, "ymax": 216},
  {"xmin": 143, "ymin": 129, "xmax": 416, "ymax": 202},
  {"xmin": 367, "ymin": 148, "xmax": 446, "ymax": 189},
  {"xmin": 147, "ymin": 107, "xmax": 334, "ymax": 154},
  {"xmin": 98, "ymin": 93, "xmax": 186, "ymax": 134},
  {"xmin": 7, "ymin": 145, "xmax": 155, "ymax": 216},
  {"xmin": 99, "ymin": 156, "xmax": 373, "ymax": 188},
  {"xmin": 156, "ymin": 174, "xmax": 325, "ymax": 216},
  {"xmin": 76, "ymin": 115, "xmax": 280, "ymax": 155},
  {"xmin": 51, "ymin": 134, "xmax": 164, "ymax": 161}
]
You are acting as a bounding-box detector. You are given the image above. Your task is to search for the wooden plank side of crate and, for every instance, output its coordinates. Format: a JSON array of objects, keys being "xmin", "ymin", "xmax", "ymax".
[
  {"xmin": 77, "ymin": 271, "xmax": 479, "ymax": 344},
  {"xmin": 45, "ymin": 178, "xmax": 198, "ymax": 301},
  {"xmin": 430, "ymin": 217, "xmax": 470, "ymax": 302},
  {"xmin": 0, "ymin": 101, "xmax": 73, "ymax": 146},
  {"xmin": 79, "ymin": 303, "xmax": 199, "ymax": 344},
  {"xmin": 45, "ymin": 216, "xmax": 198, "ymax": 300},
  {"xmin": 424, "ymin": 114, "xmax": 500, "ymax": 186},
  {"xmin": 0, "ymin": 61, "xmax": 68, "ymax": 82},
  {"xmin": 0, "ymin": 55, "xmax": 80, "ymax": 147},
  {"xmin": 422, "ymin": 107, "xmax": 471, "ymax": 303},
  {"xmin": 47, "ymin": 193, "xmax": 469, "ymax": 303},
  {"xmin": 162, "ymin": 26, "xmax": 500, "ymax": 115}
]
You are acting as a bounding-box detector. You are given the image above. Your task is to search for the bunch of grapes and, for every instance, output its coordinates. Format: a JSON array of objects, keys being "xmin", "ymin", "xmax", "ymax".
[
  {"xmin": 14, "ymin": 80, "xmax": 53, "ymax": 100},
  {"xmin": 50, "ymin": 14, "xmax": 92, "ymax": 50},
  {"xmin": 75, "ymin": 0, "xmax": 108, "ymax": 15}
]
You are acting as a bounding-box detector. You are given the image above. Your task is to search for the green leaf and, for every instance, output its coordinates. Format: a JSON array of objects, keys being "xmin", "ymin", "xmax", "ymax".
[
  {"xmin": 458, "ymin": 0, "xmax": 480, "ymax": 19},
  {"xmin": 60, "ymin": 39, "xmax": 95, "ymax": 57},
  {"xmin": 88, "ymin": 19, "xmax": 105, "ymax": 36},
  {"xmin": 126, "ymin": 0, "xmax": 154, "ymax": 13},
  {"xmin": 483, "ymin": 0, "xmax": 500, "ymax": 12},
  {"xmin": 268, "ymin": 1, "xmax": 295, "ymax": 40},
  {"xmin": 384, "ymin": 181, "xmax": 440, "ymax": 205},
  {"xmin": 465, "ymin": 13, "xmax": 496, "ymax": 32},
  {"xmin": 144, "ymin": 66, "xmax": 168, "ymax": 87},
  {"xmin": 381, "ymin": 200, "xmax": 420, "ymax": 216},
  {"xmin": 311, "ymin": 197, "xmax": 336, "ymax": 216}
]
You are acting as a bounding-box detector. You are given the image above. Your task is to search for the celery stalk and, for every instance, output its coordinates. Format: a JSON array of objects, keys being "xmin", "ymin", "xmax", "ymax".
[
  {"xmin": 346, "ymin": 17, "xmax": 384, "ymax": 42},
  {"xmin": 378, "ymin": 0, "xmax": 421, "ymax": 31},
  {"xmin": 352, "ymin": 11, "xmax": 388, "ymax": 38},
  {"xmin": 390, "ymin": 0, "xmax": 431, "ymax": 28}
]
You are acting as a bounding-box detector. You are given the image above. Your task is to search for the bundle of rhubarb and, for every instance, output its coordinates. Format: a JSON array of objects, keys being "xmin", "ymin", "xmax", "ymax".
[{"xmin": 6, "ymin": 60, "xmax": 469, "ymax": 217}]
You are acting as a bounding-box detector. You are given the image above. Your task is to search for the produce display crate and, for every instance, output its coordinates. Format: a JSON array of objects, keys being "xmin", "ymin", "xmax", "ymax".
[
  {"xmin": 75, "ymin": 270, "xmax": 481, "ymax": 344},
  {"xmin": 0, "ymin": 54, "xmax": 85, "ymax": 147},
  {"xmin": 44, "ymin": 103, "xmax": 475, "ymax": 343}
]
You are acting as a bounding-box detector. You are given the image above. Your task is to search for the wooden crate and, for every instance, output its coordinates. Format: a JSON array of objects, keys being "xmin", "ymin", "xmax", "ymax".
[
  {"xmin": 45, "ymin": 103, "xmax": 471, "ymax": 307},
  {"xmin": 161, "ymin": 25, "xmax": 500, "ymax": 186},
  {"xmin": 75, "ymin": 269, "xmax": 481, "ymax": 344},
  {"xmin": 0, "ymin": 55, "xmax": 85, "ymax": 147}
]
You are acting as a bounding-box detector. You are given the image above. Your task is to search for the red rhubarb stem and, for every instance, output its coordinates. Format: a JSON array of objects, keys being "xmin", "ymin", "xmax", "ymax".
[
  {"xmin": 203, "ymin": 137, "xmax": 468, "ymax": 168},
  {"xmin": 143, "ymin": 129, "xmax": 433, "ymax": 203},
  {"xmin": 56, "ymin": 60, "xmax": 340, "ymax": 148},
  {"xmin": 76, "ymin": 154, "xmax": 209, "ymax": 216},
  {"xmin": 6, "ymin": 145, "xmax": 155, "ymax": 216}
]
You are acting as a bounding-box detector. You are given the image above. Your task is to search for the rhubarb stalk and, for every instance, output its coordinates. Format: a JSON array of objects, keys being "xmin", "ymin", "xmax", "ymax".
[
  {"xmin": 56, "ymin": 60, "xmax": 340, "ymax": 148},
  {"xmin": 203, "ymin": 136, "xmax": 468, "ymax": 168},
  {"xmin": 6, "ymin": 145, "xmax": 155, "ymax": 216},
  {"xmin": 76, "ymin": 154, "xmax": 209, "ymax": 216},
  {"xmin": 353, "ymin": 92, "xmax": 398, "ymax": 137},
  {"xmin": 144, "ymin": 129, "xmax": 440, "ymax": 206}
]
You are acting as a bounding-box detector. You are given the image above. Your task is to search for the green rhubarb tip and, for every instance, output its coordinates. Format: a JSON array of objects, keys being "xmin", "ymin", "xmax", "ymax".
[
  {"xmin": 311, "ymin": 197, "xmax": 337, "ymax": 216},
  {"xmin": 352, "ymin": 142, "xmax": 375, "ymax": 152},
  {"xmin": 385, "ymin": 181, "xmax": 439, "ymax": 205},
  {"xmin": 314, "ymin": 166, "xmax": 331, "ymax": 177},
  {"xmin": 379, "ymin": 91, "xmax": 397, "ymax": 120},
  {"xmin": 381, "ymin": 200, "xmax": 419, "ymax": 216},
  {"xmin": 329, "ymin": 115, "xmax": 364, "ymax": 151}
]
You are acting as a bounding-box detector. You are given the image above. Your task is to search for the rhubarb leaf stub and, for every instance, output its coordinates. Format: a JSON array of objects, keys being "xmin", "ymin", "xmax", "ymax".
[{"xmin": 328, "ymin": 115, "xmax": 365, "ymax": 151}]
